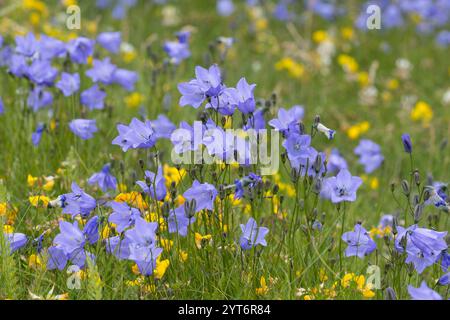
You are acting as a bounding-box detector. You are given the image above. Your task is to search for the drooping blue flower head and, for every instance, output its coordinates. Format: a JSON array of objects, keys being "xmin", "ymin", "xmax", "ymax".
[
  {"xmin": 341, "ymin": 223, "xmax": 377, "ymax": 258},
  {"xmin": 178, "ymin": 65, "xmax": 223, "ymax": 108},
  {"xmin": 97, "ymin": 32, "xmax": 122, "ymax": 54},
  {"xmin": 26, "ymin": 59, "xmax": 58, "ymax": 86},
  {"xmin": 327, "ymin": 148, "xmax": 348, "ymax": 174},
  {"xmin": 5, "ymin": 232, "xmax": 27, "ymax": 253},
  {"xmin": 239, "ymin": 217, "xmax": 269, "ymax": 250},
  {"xmin": 56, "ymin": 72, "xmax": 80, "ymax": 97},
  {"xmin": 32, "ymin": 123, "xmax": 45, "ymax": 146},
  {"xmin": 69, "ymin": 119, "xmax": 98, "ymax": 140},
  {"xmin": 234, "ymin": 173, "xmax": 263, "ymax": 200},
  {"xmin": 217, "ymin": 0, "xmax": 235, "ymax": 16},
  {"xmin": 166, "ymin": 206, "xmax": 196, "ymax": 237},
  {"xmin": 86, "ymin": 58, "xmax": 117, "ymax": 85},
  {"xmin": 27, "ymin": 86, "xmax": 53, "ymax": 111},
  {"xmin": 150, "ymin": 114, "xmax": 176, "ymax": 140},
  {"xmin": 354, "ymin": 139, "xmax": 384, "ymax": 173},
  {"xmin": 15, "ymin": 32, "xmax": 38, "ymax": 57},
  {"xmin": 81, "ymin": 85, "xmax": 107, "ymax": 110},
  {"xmin": 108, "ymin": 201, "xmax": 141, "ymax": 233},
  {"xmin": 49, "ymin": 217, "xmax": 98, "ymax": 270},
  {"xmin": 225, "ymin": 77, "xmax": 256, "ymax": 114},
  {"xmin": 66, "ymin": 37, "xmax": 95, "ymax": 64},
  {"xmin": 136, "ymin": 166, "xmax": 167, "ymax": 201},
  {"xmin": 112, "ymin": 117, "xmax": 156, "ymax": 152},
  {"xmin": 111, "ymin": 68, "xmax": 138, "ymax": 91},
  {"xmin": 61, "ymin": 182, "xmax": 97, "ymax": 218},
  {"xmin": 243, "ymin": 108, "xmax": 266, "ymax": 132},
  {"xmin": 395, "ymin": 225, "xmax": 448, "ymax": 274},
  {"xmin": 163, "ymin": 40, "xmax": 190, "ymax": 65},
  {"xmin": 37, "ymin": 35, "xmax": 66, "ymax": 60},
  {"xmin": 183, "ymin": 180, "xmax": 218, "ymax": 212},
  {"xmin": 124, "ymin": 217, "xmax": 162, "ymax": 275},
  {"xmin": 268, "ymin": 105, "xmax": 304, "ymax": 135},
  {"xmin": 401, "ymin": 133, "xmax": 412, "ymax": 153},
  {"xmin": 320, "ymin": 169, "xmax": 363, "ymax": 203},
  {"xmin": 408, "ymin": 281, "xmax": 442, "ymax": 300},
  {"xmin": 88, "ymin": 163, "xmax": 118, "ymax": 192}
]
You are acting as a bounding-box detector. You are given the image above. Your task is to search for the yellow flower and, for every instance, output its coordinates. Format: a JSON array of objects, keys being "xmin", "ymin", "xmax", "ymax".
[
  {"xmin": 275, "ymin": 57, "xmax": 305, "ymax": 79},
  {"xmin": 28, "ymin": 174, "xmax": 38, "ymax": 187},
  {"xmin": 29, "ymin": 12, "xmax": 41, "ymax": 26},
  {"xmin": 319, "ymin": 268, "xmax": 328, "ymax": 282},
  {"xmin": 256, "ymin": 276, "xmax": 269, "ymax": 296},
  {"xmin": 362, "ymin": 285, "xmax": 375, "ymax": 298},
  {"xmin": 411, "ymin": 101, "xmax": 433, "ymax": 125},
  {"xmin": 179, "ymin": 250, "xmax": 188, "ymax": 262},
  {"xmin": 3, "ymin": 225, "xmax": 14, "ymax": 234},
  {"xmin": 346, "ymin": 121, "xmax": 370, "ymax": 140},
  {"xmin": 43, "ymin": 176, "xmax": 55, "ymax": 191},
  {"xmin": 338, "ymin": 54, "xmax": 359, "ymax": 73},
  {"xmin": 154, "ymin": 257, "xmax": 170, "ymax": 280},
  {"xmin": 28, "ymin": 254, "xmax": 44, "ymax": 269},
  {"xmin": 23, "ymin": 0, "xmax": 48, "ymax": 15},
  {"xmin": 341, "ymin": 273, "xmax": 355, "ymax": 288},
  {"xmin": 124, "ymin": 92, "xmax": 145, "ymax": 109},
  {"xmin": 313, "ymin": 30, "xmax": 328, "ymax": 43},
  {"xmin": 253, "ymin": 18, "xmax": 267, "ymax": 31},
  {"xmin": 340, "ymin": 27, "xmax": 354, "ymax": 40},
  {"xmin": 62, "ymin": 0, "xmax": 78, "ymax": 6},
  {"xmin": 303, "ymin": 295, "xmax": 313, "ymax": 300},
  {"xmin": 101, "ymin": 225, "xmax": 113, "ymax": 239},
  {"xmin": 164, "ymin": 164, "xmax": 186, "ymax": 188},
  {"xmin": 357, "ymin": 71, "xmax": 369, "ymax": 87},
  {"xmin": 29, "ymin": 195, "xmax": 50, "ymax": 208},
  {"xmin": 160, "ymin": 238, "xmax": 173, "ymax": 251},
  {"xmin": 195, "ymin": 233, "xmax": 212, "ymax": 249},
  {"xmin": 131, "ymin": 264, "xmax": 140, "ymax": 275},
  {"xmin": 115, "ymin": 192, "xmax": 148, "ymax": 210},
  {"xmin": 370, "ymin": 177, "xmax": 379, "ymax": 190},
  {"xmin": 386, "ymin": 78, "xmax": 399, "ymax": 90}
]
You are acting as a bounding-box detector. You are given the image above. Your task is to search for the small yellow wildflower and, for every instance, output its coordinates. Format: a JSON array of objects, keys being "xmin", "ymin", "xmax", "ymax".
[
  {"xmin": 28, "ymin": 254, "xmax": 44, "ymax": 269},
  {"xmin": 338, "ymin": 54, "xmax": 359, "ymax": 73},
  {"xmin": 164, "ymin": 164, "xmax": 186, "ymax": 187},
  {"xmin": 195, "ymin": 233, "xmax": 212, "ymax": 249},
  {"xmin": 160, "ymin": 238, "xmax": 173, "ymax": 251},
  {"xmin": 275, "ymin": 57, "xmax": 305, "ymax": 79},
  {"xmin": 28, "ymin": 174, "xmax": 38, "ymax": 187},
  {"xmin": 312, "ymin": 30, "xmax": 328, "ymax": 43},
  {"xmin": 386, "ymin": 78, "xmax": 399, "ymax": 90},
  {"xmin": 346, "ymin": 121, "xmax": 370, "ymax": 140},
  {"xmin": 256, "ymin": 276, "xmax": 269, "ymax": 296},
  {"xmin": 3, "ymin": 225, "xmax": 14, "ymax": 234},
  {"xmin": 29, "ymin": 195, "xmax": 50, "ymax": 208},
  {"xmin": 179, "ymin": 250, "xmax": 188, "ymax": 262},
  {"xmin": 124, "ymin": 92, "xmax": 145, "ymax": 109},
  {"xmin": 411, "ymin": 101, "xmax": 433, "ymax": 125},
  {"xmin": 154, "ymin": 257, "xmax": 170, "ymax": 280},
  {"xmin": 340, "ymin": 27, "xmax": 354, "ymax": 40},
  {"xmin": 115, "ymin": 192, "xmax": 148, "ymax": 210},
  {"xmin": 43, "ymin": 176, "xmax": 55, "ymax": 191}
]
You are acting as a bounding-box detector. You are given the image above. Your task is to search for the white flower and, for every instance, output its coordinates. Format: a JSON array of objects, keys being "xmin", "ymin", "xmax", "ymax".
[{"xmin": 317, "ymin": 123, "xmax": 335, "ymax": 140}]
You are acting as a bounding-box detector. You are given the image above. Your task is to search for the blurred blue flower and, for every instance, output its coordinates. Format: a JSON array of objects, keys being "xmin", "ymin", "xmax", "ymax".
[
  {"xmin": 56, "ymin": 72, "xmax": 80, "ymax": 97},
  {"xmin": 112, "ymin": 117, "xmax": 156, "ymax": 151},
  {"xmin": 86, "ymin": 58, "xmax": 117, "ymax": 84},
  {"xmin": 395, "ymin": 224, "xmax": 448, "ymax": 273},
  {"xmin": 327, "ymin": 148, "xmax": 348, "ymax": 174},
  {"xmin": 108, "ymin": 201, "xmax": 141, "ymax": 233},
  {"xmin": 136, "ymin": 165, "xmax": 167, "ymax": 201},
  {"xmin": 239, "ymin": 217, "xmax": 269, "ymax": 250},
  {"xmin": 69, "ymin": 119, "xmax": 98, "ymax": 140},
  {"xmin": 5, "ymin": 232, "xmax": 27, "ymax": 253},
  {"xmin": 320, "ymin": 168, "xmax": 363, "ymax": 203},
  {"xmin": 342, "ymin": 223, "xmax": 376, "ymax": 258},
  {"xmin": 67, "ymin": 37, "xmax": 95, "ymax": 65},
  {"xmin": 32, "ymin": 123, "xmax": 45, "ymax": 146},
  {"xmin": 81, "ymin": 85, "xmax": 106, "ymax": 110},
  {"xmin": 61, "ymin": 182, "xmax": 97, "ymax": 218},
  {"xmin": 408, "ymin": 281, "xmax": 442, "ymax": 300},
  {"xmin": 27, "ymin": 86, "xmax": 53, "ymax": 111},
  {"xmin": 268, "ymin": 105, "xmax": 304, "ymax": 134},
  {"xmin": 183, "ymin": 180, "xmax": 218, "ymax": 212},
  {"xmin": 354, "ymin": 139, "xmax": 384, "ymax": 173},
  {"xmin": 88, "ymin": 163, "xmax": 117, "ymax": 192},
  {"xmin": 15, "ymin": 32, "xmax": 38, "ymax": 57},
  {"xmin": 111, "ymin": 68, "xmax": 138, "ymax": 91},
  {"xmin": 97, "ymin": 32, "xmax": 122, "ymax": 54}
]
